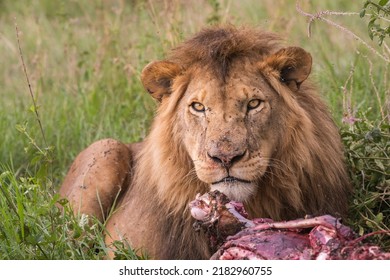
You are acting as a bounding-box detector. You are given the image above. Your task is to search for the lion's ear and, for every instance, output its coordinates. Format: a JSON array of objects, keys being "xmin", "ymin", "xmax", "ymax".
[
  {"xmin": 259, "ymin": 47, "xmax": 312, "ymax": 91},
  {"xmin": 141, "ymin": 60, "xmax": 182, "ymax": 102}
]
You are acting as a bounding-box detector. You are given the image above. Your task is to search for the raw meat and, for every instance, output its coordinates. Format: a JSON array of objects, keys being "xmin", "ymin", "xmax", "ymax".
[{"xmin": 189, "ymin": 191, "xmax": 390, "ymax": 260}]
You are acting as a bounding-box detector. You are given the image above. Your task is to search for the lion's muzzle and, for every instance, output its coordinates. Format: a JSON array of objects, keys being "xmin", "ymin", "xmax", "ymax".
[
  {"xmin": 207, "ymin": 150, "xmax": 246, "ymax": 169},
  {"xmin": 206, "ymin": 129, "xmax": 247, "ymax": 169}
]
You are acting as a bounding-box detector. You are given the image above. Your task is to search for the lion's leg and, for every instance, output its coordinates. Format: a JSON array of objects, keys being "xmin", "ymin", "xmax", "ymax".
[{"xmin": 59, "ymin": 138, "xmax": 139, "ymax": 222}]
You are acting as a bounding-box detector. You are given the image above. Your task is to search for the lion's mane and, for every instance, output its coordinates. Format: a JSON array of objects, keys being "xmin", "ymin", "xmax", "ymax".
[{"xmin": 127, "ymin": 26, "xmax": 351, "ymax": 259}]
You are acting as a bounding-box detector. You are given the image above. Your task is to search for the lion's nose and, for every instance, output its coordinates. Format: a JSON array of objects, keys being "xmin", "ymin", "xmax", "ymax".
[{"xmin": 207, "ymin": 150, "xmax": 246, "ymax": 169}]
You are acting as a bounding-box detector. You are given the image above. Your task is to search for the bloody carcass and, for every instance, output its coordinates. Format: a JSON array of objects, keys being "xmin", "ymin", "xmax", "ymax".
[{"xmin": 189, "ymin": 191, "xmax": 390, "ymax": 260}]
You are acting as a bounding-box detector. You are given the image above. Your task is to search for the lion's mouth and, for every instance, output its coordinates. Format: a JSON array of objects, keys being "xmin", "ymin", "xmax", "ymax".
[
  {"xmin": 211, "ymin": 176, "xmax": 251, "ymax": 185},
  {"xmin": 210, "ymin": 176, "xmax": 255, "ymax": 201}
]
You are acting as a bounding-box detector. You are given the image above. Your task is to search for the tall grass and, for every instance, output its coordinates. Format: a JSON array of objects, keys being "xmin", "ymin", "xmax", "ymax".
[{"xmin": 0, "ymin": 0, "xmax": 388, "ymax": 259}]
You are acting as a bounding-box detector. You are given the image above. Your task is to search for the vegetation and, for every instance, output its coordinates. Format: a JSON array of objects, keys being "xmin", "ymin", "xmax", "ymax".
[
  {"xmin": 0, "ymin": 0, "xmax": 388, "ymax": 259},
  {"xmin": 360, "ymin": 0, "xmax": 390, "ymax": 46}
]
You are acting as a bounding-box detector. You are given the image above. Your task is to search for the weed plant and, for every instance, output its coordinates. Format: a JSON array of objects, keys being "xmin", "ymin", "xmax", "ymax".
[{"xmin": 0, "ymin": 0, "xmax": 389, "ymax": 259}]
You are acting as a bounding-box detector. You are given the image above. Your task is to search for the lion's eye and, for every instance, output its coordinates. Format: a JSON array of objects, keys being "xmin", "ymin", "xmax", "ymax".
[
  {"xmin": 190, "ymin": 102, "xmax": 206, "ymax": 113},
  {"xmin": 247, "ymin": 99, "xmax": 263, "ymax": 110}
]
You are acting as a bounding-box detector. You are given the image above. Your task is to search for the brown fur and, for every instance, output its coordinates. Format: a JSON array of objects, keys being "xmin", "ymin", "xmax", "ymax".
[{"xmin": 60, "ymin": 25, "xmax": 352, "ymax": 259}]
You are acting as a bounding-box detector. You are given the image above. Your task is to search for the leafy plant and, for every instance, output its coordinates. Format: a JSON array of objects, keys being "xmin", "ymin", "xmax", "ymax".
[
  {"xmin": 360, "ymin": 0, "xmax": 390, "ymax": 46},
  {"xmin": 342, "ymin": 118, "xmax": 390, "ymax": 247}
]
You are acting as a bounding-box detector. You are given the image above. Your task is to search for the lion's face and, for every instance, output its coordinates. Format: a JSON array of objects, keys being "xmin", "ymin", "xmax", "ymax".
[
  {"xmin": 180, "ymin": 63, "xmax": 280, "ymax": 201},
  {"xmin": 141, "ymin": 42, "xmax": 313, "ymax": 203}
]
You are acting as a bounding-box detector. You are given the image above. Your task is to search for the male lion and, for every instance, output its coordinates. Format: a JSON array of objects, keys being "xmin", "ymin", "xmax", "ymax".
[{"xmin": 60, "ymin": 25, "xmax": 352, "ymax": 259}]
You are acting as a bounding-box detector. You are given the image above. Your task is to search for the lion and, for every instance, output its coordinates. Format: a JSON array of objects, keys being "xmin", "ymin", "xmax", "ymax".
[{"xmin": 59, "ymin": 25, "xmax": 352, "ymax": 259}]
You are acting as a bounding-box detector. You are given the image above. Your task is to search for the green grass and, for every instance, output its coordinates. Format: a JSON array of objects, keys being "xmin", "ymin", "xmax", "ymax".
[{"xmin": 0, "ymin": 0, "xmax": 389, "ymax": 259}]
